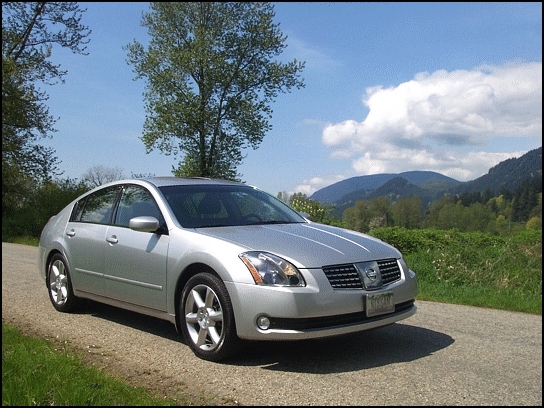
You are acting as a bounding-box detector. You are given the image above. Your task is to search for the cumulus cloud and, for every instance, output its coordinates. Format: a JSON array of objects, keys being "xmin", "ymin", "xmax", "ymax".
[
  {"xmin": 321, "ymin": 61, "xmax": 542, "ymax": 182},
  {"xmin": 294, "ymin": 175, "xmax": 347, "ymax": 197}
]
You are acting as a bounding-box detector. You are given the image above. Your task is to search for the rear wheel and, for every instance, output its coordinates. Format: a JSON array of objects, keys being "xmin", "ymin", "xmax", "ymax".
[
  {"xmin": 47, "ymin": 253, "xmax": 81, "ymax": 312},
  {"xmin": 180, "ymin": 273, "xmax": 240, "ymax": 361}
]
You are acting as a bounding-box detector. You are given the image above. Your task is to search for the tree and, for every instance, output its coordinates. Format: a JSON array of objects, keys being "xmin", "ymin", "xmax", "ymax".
[
  {"xmin": 391, "ymin": 195, "xmax": 424, "ymax": 229},
  {"xmin": 2, "ymin": 177, "xmax": 88, "ymax": 240},
  {"xmin": 525, "ymin": 216, "xmax": 542, "ymax": 230},
  {"xmin": 277, "ymin": 191, "xmax": 290, "ymax": 203},
  {"xmin": 81, "ymin": 165, "xmax": 125, "ymax": 188},
  {"xmin": 2, "ymin": 2, "xmax": 91, "ymax": 216},
  {"xmin": 343, "ymin": 200, "xmax": 372, "ymax": 233},
  {"xmin": 125, "ymin": 2, "xmax": 305, "ymax": 180},
  {"xmin": 289, "ymin": 193, "xmax": 326, "ymax": 223},
  {"xmin": 512, "ymin": 177, "xmax": 541, "ymax": 222},
  {"xmin": 461, "ymin": 203, "xmax": 495, "ymax": 232},
  {"xmin": 368, "ymin": 196, "xmax": 392, "ymax": 229}
]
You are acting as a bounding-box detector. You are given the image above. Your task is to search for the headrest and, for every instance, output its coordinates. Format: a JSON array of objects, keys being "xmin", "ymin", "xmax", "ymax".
[{"xmin": 198, "ymin": 194, "xmax": 222, "ymax": 215}]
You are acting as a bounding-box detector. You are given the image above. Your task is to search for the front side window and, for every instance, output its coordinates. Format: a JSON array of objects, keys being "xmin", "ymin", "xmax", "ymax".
[{"xmin": 114, "ymin": 185, "xmax": 164, "ymax": 227}]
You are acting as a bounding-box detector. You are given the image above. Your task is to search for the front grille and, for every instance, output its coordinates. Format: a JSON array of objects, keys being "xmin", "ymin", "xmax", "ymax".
[
  {"xmin": 378, "ymin": 259, "xmax": 402, "ymax": 285},
  {"xmin": 323, "ymin": 258, "xmax": 402, "ymax": 289},
  {"xmin": 322, "ymin": 264, "xmax": 363, "ymax": 289}
]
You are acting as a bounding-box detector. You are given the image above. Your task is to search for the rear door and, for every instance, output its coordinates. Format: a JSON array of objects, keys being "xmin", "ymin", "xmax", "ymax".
[{"xmin": 64, "ymin": 185, "xmax": 121, "ymax": 295}]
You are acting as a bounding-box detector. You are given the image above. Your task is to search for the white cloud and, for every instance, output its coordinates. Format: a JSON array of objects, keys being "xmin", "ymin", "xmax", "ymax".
[
  {"xmin": 351, "ymin": 149, "xmax": 528, "ymax": 181},
  {"xmin": 321, "ymin": 61, "xmax": 542, "ymax": 182},
  {"xmin": 282, "ymin": 35, "xmax": 342, "ymax": 71},
  {"xmin": 294, "ymin": 175, "xmax": 347, "ymax": 197}
]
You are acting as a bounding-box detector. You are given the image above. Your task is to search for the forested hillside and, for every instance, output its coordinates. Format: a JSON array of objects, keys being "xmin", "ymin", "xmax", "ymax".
[
  {"xmin": 311, "ymin": 147, "xmax": 541, "ymax": 207},
  {"xmin": 448, "ymin": 146, "xmax": 542, "ymax": 195},
  {"xmin": 310, "ymin": 171, "xmax": 458, "ymax": 204},
  {"xmin": 289, "ymin": 147, "xmax": 542, "ymax": 235}
]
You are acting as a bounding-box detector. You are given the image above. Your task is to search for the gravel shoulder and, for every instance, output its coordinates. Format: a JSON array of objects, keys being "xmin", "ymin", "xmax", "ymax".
[{"xmin": 2, "ymin": 242, "xmax": 542, "ymax": 406}]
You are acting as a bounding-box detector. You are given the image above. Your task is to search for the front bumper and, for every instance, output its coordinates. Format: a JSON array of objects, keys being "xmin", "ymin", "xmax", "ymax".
[{"xmin": 225, "ymin": 267, "xmax": 418, "ymax": 340}]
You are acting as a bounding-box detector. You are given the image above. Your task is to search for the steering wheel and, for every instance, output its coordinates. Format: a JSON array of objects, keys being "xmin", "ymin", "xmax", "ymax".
[{"xmin": 242, "ymin": 213, "xmax": 263, "ymax": 223}]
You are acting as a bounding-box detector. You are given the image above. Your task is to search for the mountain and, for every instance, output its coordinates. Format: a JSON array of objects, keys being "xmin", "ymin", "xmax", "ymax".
[
  {"xmin": 310, "ymin": 147, "xmax": 542, "ymax": 216},
  {"xmin": 447, "ymin": 146, "xmax": 542, "ymax": 195},
  {"xmin": 310, "ymin": 171, "xmax": 458, "ymax": 204},
  {"xmin": 332, "ymin": 176, "xmax": 448, "ymax": 216}
]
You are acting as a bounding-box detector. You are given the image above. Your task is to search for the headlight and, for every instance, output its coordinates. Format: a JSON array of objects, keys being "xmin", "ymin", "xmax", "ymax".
[
  {"xmin": 399, "ymin": 256, "xmax": 416, "ymax": 279},
  {"xmin": 239, "ymin": 252, "xmax": 305, "ymax": 286}
]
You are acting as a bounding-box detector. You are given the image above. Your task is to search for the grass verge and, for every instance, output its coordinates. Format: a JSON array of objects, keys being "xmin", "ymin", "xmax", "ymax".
[{"xmin": 1, "ymin": 323, "xmax": 199, "ymax": 406}]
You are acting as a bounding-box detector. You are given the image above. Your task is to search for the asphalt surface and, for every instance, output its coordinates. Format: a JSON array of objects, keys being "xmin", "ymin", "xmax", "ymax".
[{"xmin": 2, "ymin": 242, "xmax": 542, "ymax": 406}]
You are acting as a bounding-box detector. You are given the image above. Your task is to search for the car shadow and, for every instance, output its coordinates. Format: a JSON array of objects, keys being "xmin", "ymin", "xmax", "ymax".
[
  {"xmin": 77, "ymin": 300, "xmax": 454, "ymax": 374},
  {"xmin": 230, "ymin": 324, "xmax": 454, "ymax": 373},
  {"xmin": 76, "ymin": 299, "xmax": 181, "ymax": 343}
]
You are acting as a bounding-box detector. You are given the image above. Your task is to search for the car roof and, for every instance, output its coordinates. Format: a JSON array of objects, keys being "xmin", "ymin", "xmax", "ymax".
[{"xmin": 135, "ymin": 176, "xmax": 247, "ymax": 188}]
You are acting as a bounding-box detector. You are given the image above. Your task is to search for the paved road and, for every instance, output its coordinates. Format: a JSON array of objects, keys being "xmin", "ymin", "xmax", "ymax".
[{"xmin": 2, "ymin": 242, "xmax": 542, "ymax": 405}]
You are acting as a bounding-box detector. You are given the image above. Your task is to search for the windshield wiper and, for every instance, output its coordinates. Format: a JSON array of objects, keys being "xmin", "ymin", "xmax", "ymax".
[{"xmin": 254, "ymin": 220, "xmax": 293, "ymax": 225}]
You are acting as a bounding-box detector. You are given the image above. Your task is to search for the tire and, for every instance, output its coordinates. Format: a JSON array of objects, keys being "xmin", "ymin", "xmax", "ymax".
[
  {"xmin": 180, "ymin": 273, "xmax": 240, "ymax": 362},
  {"xmin": 46, "ymin": 253, "xmax": 81, "ymax": 313}
]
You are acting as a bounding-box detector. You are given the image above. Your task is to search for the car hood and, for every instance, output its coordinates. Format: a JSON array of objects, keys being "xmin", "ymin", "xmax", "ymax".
[{"xmin": 196, "ymin": 222, "xmax": 401, "ymax": 268}]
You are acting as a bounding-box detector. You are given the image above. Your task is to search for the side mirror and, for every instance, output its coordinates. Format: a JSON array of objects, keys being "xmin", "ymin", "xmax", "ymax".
[
  {"xmin": 299, "ymin": 211, "xmax": 312, "ymax": 221},
  {"xmin": 129, "ymin": 216, "xmax": 160, "ymax": 232}
]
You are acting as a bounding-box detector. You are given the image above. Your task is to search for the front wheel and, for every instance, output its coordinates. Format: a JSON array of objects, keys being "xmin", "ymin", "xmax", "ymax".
[
  {"xmin": 47, "ymin": 253, "xmax": 81, "ymax": 312},
  {"xmin": 180, "ymin": 273, "xmax": 240, "ymax": 361}
]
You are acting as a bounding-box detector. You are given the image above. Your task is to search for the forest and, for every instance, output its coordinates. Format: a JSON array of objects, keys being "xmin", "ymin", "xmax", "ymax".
[{"xmin": 288, "ymin": 175, "xmax": 542, "ymax": 236}]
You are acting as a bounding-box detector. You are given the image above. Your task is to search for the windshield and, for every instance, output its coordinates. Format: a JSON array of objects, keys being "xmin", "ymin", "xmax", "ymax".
[{"xmin": 159, "ymin": 184, "xmax": 307, "ymax": 228}]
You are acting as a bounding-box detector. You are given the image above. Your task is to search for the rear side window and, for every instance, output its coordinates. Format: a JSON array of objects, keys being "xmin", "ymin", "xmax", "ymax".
[{"xmin": 72, "ymin": 186, "xmax": 120, "ymax": 224}]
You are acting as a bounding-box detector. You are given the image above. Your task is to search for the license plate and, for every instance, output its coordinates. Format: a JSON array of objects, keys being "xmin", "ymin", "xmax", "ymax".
[{"xmin": 366, "ymin": 291, "xmax": 394, "ymax": 317}]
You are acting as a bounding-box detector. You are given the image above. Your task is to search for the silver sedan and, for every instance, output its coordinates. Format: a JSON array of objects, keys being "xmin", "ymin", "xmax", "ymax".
[{"xmin": 38, "ymin": 177, "xmax": 418, "ymax": 361}]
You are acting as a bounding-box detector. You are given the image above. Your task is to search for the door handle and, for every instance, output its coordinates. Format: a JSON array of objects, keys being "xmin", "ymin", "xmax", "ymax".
[
  {"xmin": 66, "ymin": 229, "xmax": 75, "ymax": 237},
  {"xmin": 106, "ymin": 236, "xmax": 118, "ymax": 244}
]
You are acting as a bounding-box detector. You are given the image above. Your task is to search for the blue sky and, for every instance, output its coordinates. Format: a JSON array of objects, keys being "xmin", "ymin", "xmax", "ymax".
[{"xmin": 42, "ymin": 2, "xmax": 542, "ymax": 197}]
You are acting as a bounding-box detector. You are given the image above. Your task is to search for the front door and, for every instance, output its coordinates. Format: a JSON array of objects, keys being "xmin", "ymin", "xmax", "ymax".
[{"xmin": 103, "ymin": 185, "xmax": 169, "ymax": 311}]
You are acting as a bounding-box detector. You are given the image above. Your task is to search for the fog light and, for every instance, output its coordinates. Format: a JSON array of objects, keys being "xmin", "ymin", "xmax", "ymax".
[{"xmin": 257, "ymin": 316, "xmax": 271, "ymax": 330}]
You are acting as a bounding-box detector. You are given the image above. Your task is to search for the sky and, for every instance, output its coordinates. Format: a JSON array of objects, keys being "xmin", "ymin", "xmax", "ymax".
[{"xmin": 41, "ymin": 2, "xmax": 542, "ymax": 197}]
